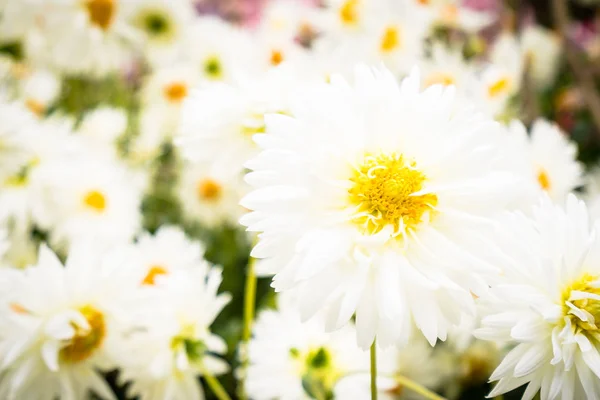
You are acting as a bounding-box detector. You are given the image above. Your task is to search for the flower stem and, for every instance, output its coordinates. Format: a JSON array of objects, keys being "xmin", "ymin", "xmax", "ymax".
[
  {"xmin": 394, "ymin": 374, "xmax": 446, "ymax": 400},
  {"xmin": 240, "ymin": 250, "xmax": 258, "ymax": 399},
  {"xmin": 200, "ymin": 363, "xmax": 232, "ymax": 400},
  {"xmin": 370, "ymin": 340, "xmax": 378, "ymax": 400}
]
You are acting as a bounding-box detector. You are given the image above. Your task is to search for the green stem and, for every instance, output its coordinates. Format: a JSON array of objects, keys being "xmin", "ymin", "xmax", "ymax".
[
  {"xmin": 199, "ymin": 363, "xmax": 232, "ymax": 400},
  {"xmin": 394, "ymin": 374, "xmax": 446, "ymax": 400},
  {"xmin": 370, "ymin": 340, "xmax": 378, "ymax": 400},
  {"xmin": 240, "ymin": 250, "xmax": 258, "ymax": 399}
]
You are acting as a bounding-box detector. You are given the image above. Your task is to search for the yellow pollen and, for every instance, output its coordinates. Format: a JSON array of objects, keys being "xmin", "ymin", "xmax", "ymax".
[
  {"xmin": 339, "ymin": 0, "xmax": 359, "ymax": 25},
  {"xmin": 142, "ymin": 265, "xmax": 168, "ymax": 285},
  {"xmin": 270, "ymin": 49, "xmax": 284, "ymax": 66},
  {"xmin": 85, "ymin": 0, "xmax": 116, "ymax": 31},
  {"xmin": 197, "ymin": 179, "xmax": 222, "ymax": 202},
  {"xmin": 10, "ymin": 303, "xmax": 28, "ymax": 314},
  {"xmin": 163, "ymin": 82, "xmax": 188, "ymax": 103},
  {"xmin": 380, "ymin": 26, "xmax": 401, "ymax": 53},
  {"xmin": 488, "ymin": 77, "xmax": 510, "ymax": 98},
  {"xmin": 537, "ymin": 169, "xmax": 551, "ymax": 191},
  {"xmin": 561, "ymin": 273, "xmax": 600, "ymax": 333},
  {"xmin": 425, "ymin": 72, "xmax": 456, "ymax": 88},
  {"xmin": 83, "ymin": 190, "xmax": 107, "ymax": 212},
  {"xmin": 25, "ymin": 99, "xmax": 45, "ymax": 116},
  {"xmin": 60, "ymin": 305, "xmax": 106, "ymax": 363},
  {"xmin": 348, "ymin": 153, "xmax": 437, "ymax": 236}
]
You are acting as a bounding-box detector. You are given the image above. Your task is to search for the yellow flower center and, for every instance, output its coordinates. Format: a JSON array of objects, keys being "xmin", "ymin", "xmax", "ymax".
[
  {"xmin": 163, "ymin": 82, "xmax": 188, "ymax": 104},
  {"xmin": 142, "ymin": 265, "xmax": 168, "ymax": 285},
  {"xmin": 537, "ymin": 169, "xmax": 551, "ymax": 191},
  {"xmin": 425, "ymin": 72, "xmax": 456, "ymax": 88},
  {"xmin": 561, "ymin": 273, "xmax": 600, "ymax": 334},
  {"xmin": 488, "ymin": 77, "xmax": 511, "ymax": 98},
  {"xmin": 197, "ymin": 179, "xmax": 222, "ymax": 202},
  {"xmin": 83, "ymin": 190, "xmax": 107, "ymax": 212},
  {"xmin": 270, "ymin": 49, "xmax": 284, "ymax": 66},
  {"xmin": 339, "ymin": 0, "xmax": 359, "ymax": 26},
  {"xmin": 25, "ymin": 99, "xmax": 45, "ymax": 117},
  {"xmin": 348, "ymin": 153, "xmax": 437, "ymax": 236},
  {"xmin": 380, "ymin": 26, "xmax": 401, "ymax": 53},
  {"xmin": 85, "ymin": 0, "xmax": 116, "ymax": 31},
  {"xmin": 203, "ymin": 56, "xmax": 223, "ymax": 80},
  {"xmin": 290, "ymin": 346, "xmax": 340, "ymax": 399},
  {"xmin": 60, "ymin": 306, "xmax": 106, "ymax": 363}
]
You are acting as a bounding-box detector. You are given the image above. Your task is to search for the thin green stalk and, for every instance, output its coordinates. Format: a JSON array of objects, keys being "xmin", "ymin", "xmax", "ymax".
[
  {"xmin": 199, "ymin": 363, "xmax": 232, "ymax": 400},
  {"xmin": 240, "ymin": 250, "xmax": 258, "ymax": 399},
  {"xmin": 394, "ymin": 374, "xmax": 446, "ymax": 400},
  {"xmin": 370, "ymin": 340, "xmax": 378, "ymax": 400}
]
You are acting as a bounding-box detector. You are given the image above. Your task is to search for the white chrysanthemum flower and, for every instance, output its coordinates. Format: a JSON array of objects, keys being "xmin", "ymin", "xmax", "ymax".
[
  {"xmin": 507, "ymin": 119, "xmax": 583, "ymax": 206},
  {"xmin": 474, "ymin": 63, "xmax": 521, "ymax": 119},
  {"xmin": 178, "ymin": 161, "xmax": 248, "ymax": 229},
  {"xmin": 128, "ymin": 0, "xmax": 195, "ymax": 67},
  {"xmin": 334, "ymin": 336, "xmax": 445, "ymax": 400},
  {"xmin": 247, "ymin": 295, "xmax": 367, "ymax": 400},
  {"xmin": 258, "ymin": 0, "xmax": 321, "ymax": 44},
  {"xmin": 241, "ymin": 65, "xmax": 520, "ymax": 349},
  {"xmin": 130, "ymin": 225, "xmax": 206, "ymax": 286},
  {"xmin": 0, "ymin": 97, "xmax": 37, "ymax": 177},
  {"xmin": 476, "ymin": 194, "xmax": 600, "ymax": 399},
  {"xmin": 0, "ymin": 241, "xmax": 147, "ymax": 400},
  {"xmin": 118, "ymin": 265, "xmax": 231, "ymax": 400},
  {"xmin": 420, "ymin": 44, "xmax": 475, "ymax": 91},
  {"xmin": 414, "ymin": 0, "xmax": 493, "ymax": 33},
  {"xmin": 24, "ymin": 0, "xmax": 140, "ymax": 77},
  {"xmin": 178, "ymin": 70, "xmax": 295, "ymax": 176},
  {"xmin": 319, "ymin": 0, "xmax": 388, "ymax": 37},
  {"xmin": 77, "ymin": 106, "xmax": 128, "ymax": 157},
  {"xmin": 185, "ymin": 17, "xmax": 260, "ymax": 83},
  {"xmin": 521, "ymin": 25, "xmax": 561, "ymax": 89},
  {"xmin": 31, "ymin": 155, "xmax": 142, "ymax": 251},
  {"xmin": 0, "ymin": 0, "xmax": 50, "ymax": 42},
  {"xmin": 13, "ymin": 68, "xmax": 61, "ymax": 118}
]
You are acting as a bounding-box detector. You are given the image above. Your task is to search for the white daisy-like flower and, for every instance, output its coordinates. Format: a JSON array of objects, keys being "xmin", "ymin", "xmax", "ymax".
[
  {"xmin": 247, "ymin": 294, "xmax": 367, "ymax": 400},
  {"xmin": 127, "ymin": 0, "xmax": 195, "ymax": 67},
  {"xmin": 319, "ymin": 0, "xmax": 388, "ymax": 37},
  {"xmin": 130, "ymin": 225, "xmax": 206, "ymax": 286},
  {"xmin": 12, "ymin": 67, "xmax": 61, "ymax": 118},
  {"xmin": 521, "ymin": 25, "xmax": 561, "ymax": 89},
  {"xmin": 118, "ymin": 265, "xmax": 231, "ymax": 400},
  {"xmin": 257, "ymin": 0, "xmax": 321, "ymax": 44},
  {"xmin": 24, "ymin": 0, "xmax": 140, "ymax": 77},
  {"xmin": 77, "ymin": 106, "xmax": 128, "ymax": 158},
  {"xmin": 184, "ymin": 17, "xmax": 260, "ymax": 83},
  {"xmin": 474, "ymin": 62, "xmax": 521, "ymax": 119},
  {"xmin": 241, "ymin": 65, "xmax": 520, "ymax": 349},
  {"xmin": 0, "ymin": 241, "xmax": 147, "ymax": 400},
  {"xmin": 0, "ymin": 0, "xmax": 50, "ymax": 42},
  {"xmin": 420, "ymin": 44, "xmax": 475, "ymax": 92},
  {"xmin": 0, "ymin": 96, "xmax": 37, "ymax": 178},
  {"xmin": 506, "ymin": 119, "xmax": 583, "ymax": 207},
  {"xmin": 178, "ymin": 161, "xmax": 248, "ymax": 229},
  {"xmin": 31, "ymin": 155, "xmax": 142, "ymax": 251},
  {"xmin": 476, "ymin": 194, "xmax": 600, "ymax": 399},
  {"xmin": 334, "ymin": 336, "xmax": 445, "ymax": 400},
  {"xmin": 414, "ymin": 0, "xmax": 493, "ymax": 33}
]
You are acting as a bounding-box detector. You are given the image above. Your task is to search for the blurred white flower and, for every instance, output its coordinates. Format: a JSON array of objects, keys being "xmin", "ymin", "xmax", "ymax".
[
  {"xmin": 476, "ymin": 195, "xmax": 600, "ymax": 399},
  {"xmin": 77, "ymin": 106, "xmax": 128, "ymax": 158},
  {"xmin": 241, "ymin": 65, "xmax": 521, "ymax": 349},
  {"xmin": 119, "ymin": 264, "xmax": 231, "ymax": 400},
  {"xmin": 521, "ymin": 25, "xmax": 561, "ymax": 90},
  {"xmin": 0, "ymin": 241, "xmax": 147, "ymax": 400}
]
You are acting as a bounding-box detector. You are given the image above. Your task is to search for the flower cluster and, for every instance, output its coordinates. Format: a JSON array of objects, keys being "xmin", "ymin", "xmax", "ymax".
[{"xmin": 1, "ymin": 0, "xmax": 600, "ymax": 399}]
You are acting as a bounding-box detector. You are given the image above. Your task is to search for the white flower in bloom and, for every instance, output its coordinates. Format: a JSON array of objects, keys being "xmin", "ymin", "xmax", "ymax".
[
  {"xmin": 77, "ymin": 106, "xmax": 128, "ymax": 158},
  {"xmin": 258, "ymin": 0, "xmax": 321, "ymax": 44},
  {"xmin": 476, "ymin": 194, "xmax": 600, "ymax": 399},
  {"xmin": 14, "ymin": 68, "xmax": 61, "ymax": 118},
  {"xmin": 130, "ymin": 225, "xmax": 206, "ymax": 286},
  {"xmin": 185, "ymin": 17, "xmax": 260, "ymax": 83},
  {"xmin": 241, "ymin": 65, "xmax": 520, "ymax": 348},
  {"xmin": 414, "ymin": 0, "xmax": 493, "ymax": 33},
  {"xmin": 507, "ymin": 119, "xmax": 583, "ymax": 207},
  {"xmin": 420, "ymin": 44, "xmax": 475, "ymax": 92},
  {"xmin": 247, "ymin": 295, "xmax": 367, "ymax": 400},
  {"xmin": 119, "ymin": 265, "xmax": 230, "ymax": 400},
  {"xmin": 334, "ymin": 336, "xmax": 445, "ymax": 400},
  {"xmin": 24, "ymin": 0, "xmax": 140, "ymax": 77},
  {"xmin": 32, "ymin": 156, "xmax": 142, "ymax": 251},
  {"xmin": 521, "ymin": 25, "xmax": 561, "ymax": 89},
  {"xmin": 178, "ymin": 161, "xmax": 248, "ymax": 229},
  {"xmin": 0, "ymin": 0, "xmax": 51, "ymax": 42},
  {"xmin": 0, "ymin": 241, "xmax": 145, "ymax": 400},
  {"xmin": 0, "ymin": 97, "xmax": 37, "ymax": 177},
  {"xmin": 128, "ymin": 0, "xmax": 195, "ymax": 67}
]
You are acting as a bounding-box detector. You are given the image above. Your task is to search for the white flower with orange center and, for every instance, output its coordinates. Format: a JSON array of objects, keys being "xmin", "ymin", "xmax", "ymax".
[
  {"xmin": 0, "ymin": 241, "xmax": 146, "ymax": 400},
  {"xmin": 130, "ymin": 225, "xmax": 206, "ymax": 286},
  {"xmin": 476, "ymin": 195, "xmax": 600, "ymax": 399},
  {"xmin": 506, "ymin": 119, "xmax": 583, "ymax": 208},
  {"xmin": 241, "ymin": 65, "xmax": 521, "ymax": 348},
  {"xmin": 178, "ymin": 161, "xmax": 249, "ymax": 229},
  {"xmin": 31, "ymin": 155, "xmax": 142, "ymax": 251},
  {"xmin": 117, "ymin": 265, "xmax": 230, "ymax": 400}
]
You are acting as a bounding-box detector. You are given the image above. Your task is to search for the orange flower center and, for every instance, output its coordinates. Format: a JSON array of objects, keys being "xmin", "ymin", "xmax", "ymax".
[
  {"xmin": 85, "ymin": 0, "xmax": 116, "ymax": 31},
  {"xmin": 142, "ymin": 265, "xmax": 168, "ymax": 285},
  {"xmin": 270, "ymin": 49, "xmax": 284, "ymax": 66},
  {"xmin": 163, "ymin": 82, "xmax": 188, "ymax": 103},
  {"xmin": 83, "ymin": 190, "xmax": 107, "ymax": 212},
  {"xmin": 197, "ymin": 179, "xmax": 222, "ymax": 202},
  {"xmin": 537, "ymin": 169, "xmax": 551, "ymax": 191}
]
